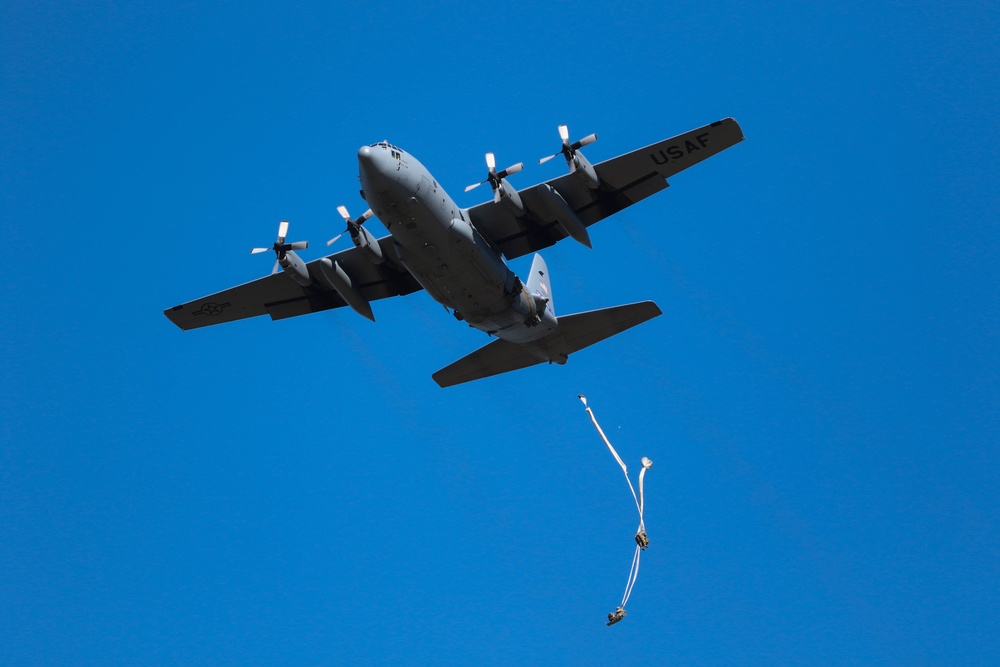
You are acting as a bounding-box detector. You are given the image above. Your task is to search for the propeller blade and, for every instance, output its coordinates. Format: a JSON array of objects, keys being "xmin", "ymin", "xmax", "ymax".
[
  {"xmin": 538, "ymin": 153, "xmax": 559, "ymax": 165},
  {"xmin": 287, "ymin": 241, "xmax": 308, "ymax": 250},
  {"xmin": 559, "ymin": 124, "xmax": 570, "ymax": 143},
  {"xmin": 271, "ymin": 259, "xmax": 280, "ymax": 275},
  {"xmin": 470, "ymin": 154, "xmax": 515, "ymax": 193},
  {"xmin": 337, "ymin": 205, "xmax": 374, "ymax": 226},
  {"xmin": 251, "ymin": 247, "xmax": 271, "ymax": 254},
  {"xmin": 573, "ymin": 133, "xmax": 598, "ymax": 149},
  {"xmin": 500, "ymin": 162, "xmax": 524, "ymax": 177},
  {"xmin": 326, "ymin": 230, "xmax": 346, "ymax": 246},
  {"xmin": 277, "ymin": 220, "xmax": 289, "ymax": 242}
]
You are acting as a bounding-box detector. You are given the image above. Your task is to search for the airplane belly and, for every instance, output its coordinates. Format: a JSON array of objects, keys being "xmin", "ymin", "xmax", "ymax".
[
  {"xmin": 364, "ymin": 159, "xmax": 554, "ymax": 343},
  {"xmin": 391, "ymin": 219, "xmax": 553, "ymax": 343},
  {"xmin": 396, "ymin": 237, "xmax": 509, "ymax": 314}
]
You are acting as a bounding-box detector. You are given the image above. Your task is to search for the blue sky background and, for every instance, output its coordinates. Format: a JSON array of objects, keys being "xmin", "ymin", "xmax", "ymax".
[{"xmin": 2, "ymin": 1, "xmax": 998, "ymax": 664}]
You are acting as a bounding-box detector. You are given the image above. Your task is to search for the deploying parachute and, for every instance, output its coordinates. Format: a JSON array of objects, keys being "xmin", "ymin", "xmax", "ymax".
[{"xmin": 578, "ymin": 394, "xmax": 653, "ymax": 626}]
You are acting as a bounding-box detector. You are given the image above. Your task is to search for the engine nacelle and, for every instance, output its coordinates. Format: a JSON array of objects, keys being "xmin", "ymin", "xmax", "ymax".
[
  {"xmin": 279, "ymin": 250, "xmax": 312, "ymax": 286},
  {"xmin": 351, "ymin": 224, "xmax": 384, "ymax": 265},
  {"xmin": 317, "ymin": 258, "xmax": 375, "ymax": 321},
  {"xmin": 496, "ymin": 179, "xmax": 525, "ymax": 217},
  {"xmin": 572, "ymin": 153, "xmax": 600, "ymax": 190}
]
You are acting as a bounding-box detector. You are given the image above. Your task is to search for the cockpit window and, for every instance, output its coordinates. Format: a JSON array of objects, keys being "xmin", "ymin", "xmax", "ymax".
[{"xmin": 369, "ymin": 141, "xmax": 401, "ymax": 152}]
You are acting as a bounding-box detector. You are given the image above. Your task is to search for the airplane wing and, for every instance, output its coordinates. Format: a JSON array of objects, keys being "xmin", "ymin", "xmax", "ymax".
[
  {"xmin": 467, "ymin": 118, "xmax": 744, "ymax": 260},
  {"xmin": 432, "ymin": 338, "xmax": 542, "ymax": 388},
  {"xmin": 164, "ymin": 235, "xmax": 422, "ymax": 330}
]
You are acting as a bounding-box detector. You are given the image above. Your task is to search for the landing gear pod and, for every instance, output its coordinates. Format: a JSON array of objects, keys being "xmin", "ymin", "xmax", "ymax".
[{"xmin": 447, "ymin": 218, "xmax": 511, "ymax": 289}]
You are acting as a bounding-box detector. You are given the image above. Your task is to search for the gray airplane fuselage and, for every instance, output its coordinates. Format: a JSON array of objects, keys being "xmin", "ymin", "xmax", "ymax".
[{"xmin": 357, "ymin": 142, "xmax": 556, "ymax": 344}]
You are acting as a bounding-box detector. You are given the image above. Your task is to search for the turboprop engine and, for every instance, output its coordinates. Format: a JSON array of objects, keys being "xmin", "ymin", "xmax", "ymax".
[
  {"xmin": 327, "ymin": 205, "xmax": 384, "ymax": 265},
  {"xmin": 251, "ymin": 220, "xmax": 311, "ymax": 286},
  {"xmin": 539, "ymin": 124, "xmax": 600, "ymax": 190},
  {"xmin": 466, "ymin": 152, "xmax": 525, "ymax": 217}
]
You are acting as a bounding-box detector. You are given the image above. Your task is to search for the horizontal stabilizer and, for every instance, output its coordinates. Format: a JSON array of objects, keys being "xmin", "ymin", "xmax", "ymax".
[
  {"xmin": 432, "ymin": 339, "xmax": 543, "ymax": 388},
  {"xmin": 556, "ymin": 300, "xmax": 661, "ymax": 355},
  {"xmin": 433, "ymin": 301, "xmax": 661, "ymax": 387}
]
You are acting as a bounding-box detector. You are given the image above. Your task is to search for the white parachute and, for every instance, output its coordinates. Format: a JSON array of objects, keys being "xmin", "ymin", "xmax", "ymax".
[{"xmin": 579, "ymin": 394, "xmax": 653, "ymax": 626}]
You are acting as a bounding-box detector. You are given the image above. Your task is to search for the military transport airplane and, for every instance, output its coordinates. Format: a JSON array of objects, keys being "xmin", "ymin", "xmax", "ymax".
[{"xmin": 164, "ymin": 118, "xmax": 744, "ymax": 386}]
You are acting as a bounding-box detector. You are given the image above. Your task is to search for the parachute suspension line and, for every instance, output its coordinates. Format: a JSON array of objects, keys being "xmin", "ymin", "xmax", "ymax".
[
  {"xmin": 622, "ymin": 544, "xmax": 641, "ymax": 607},
  {"xmin": 624, "ymin": 463, "xmax": 653, "ymax": 608},
  {"xmin": 637, "ymin": 459, "xmax": 651, "ymax": 538},
  {"xmin": 579, "ymin": 394, "xmax": 654, "ymax": 626}
]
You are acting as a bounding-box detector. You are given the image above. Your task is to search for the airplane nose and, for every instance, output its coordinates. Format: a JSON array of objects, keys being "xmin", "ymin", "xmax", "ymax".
[
  {"xmin": 357, "ymin": 144, "xmax": 376, "ymax": 168},
  {"xmin": 358, "ymin": 145, "xmax": 391, "ymax": 192}
]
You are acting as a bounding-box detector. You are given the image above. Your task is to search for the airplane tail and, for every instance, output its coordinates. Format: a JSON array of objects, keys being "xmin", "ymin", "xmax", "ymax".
[
  {"xmin": 432, "ymin": 300, "xmax": 661, "ymax": 387},
  {"xmin": 525, "ymin": 253, "xmax": 554, "ymax": 317}
]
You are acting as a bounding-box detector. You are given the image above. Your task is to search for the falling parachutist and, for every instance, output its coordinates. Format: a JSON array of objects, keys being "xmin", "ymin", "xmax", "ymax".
[{"xmin": 578, "ymin": 395, "xmax": 654, "ymax": 625}]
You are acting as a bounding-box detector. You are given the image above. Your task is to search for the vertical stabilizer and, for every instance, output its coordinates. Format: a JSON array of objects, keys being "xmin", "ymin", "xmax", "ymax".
[{"xmin": 525, "ymin": 253, "xmax": 554, "ymax": 317}]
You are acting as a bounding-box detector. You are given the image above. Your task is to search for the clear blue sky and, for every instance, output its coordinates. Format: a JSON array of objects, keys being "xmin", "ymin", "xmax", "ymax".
[{"xmin": 2, "ymin": 1, "xmax": 998, "ymax": 664}]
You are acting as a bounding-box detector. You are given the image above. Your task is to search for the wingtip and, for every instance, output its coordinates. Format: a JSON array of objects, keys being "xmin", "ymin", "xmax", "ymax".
[{"xmin": 163, "ymin": 306, "xmax": 189, "ymax": 330}]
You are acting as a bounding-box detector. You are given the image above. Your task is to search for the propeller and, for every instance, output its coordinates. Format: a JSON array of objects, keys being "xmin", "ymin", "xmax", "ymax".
[
  {"xmin": 465, "ymin": 152, "xmax": 524, "ymax": 200},
  {"xmin": 251, "ymin": 220, "xmax": 308, "ymax": 274},
  {"xmin": 327, "ymin": 205, "xmax": 374, "ymax": 247},
  {"xmin": 538, "ymin": 124, "xmax": 597, "ymax": 165}
]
